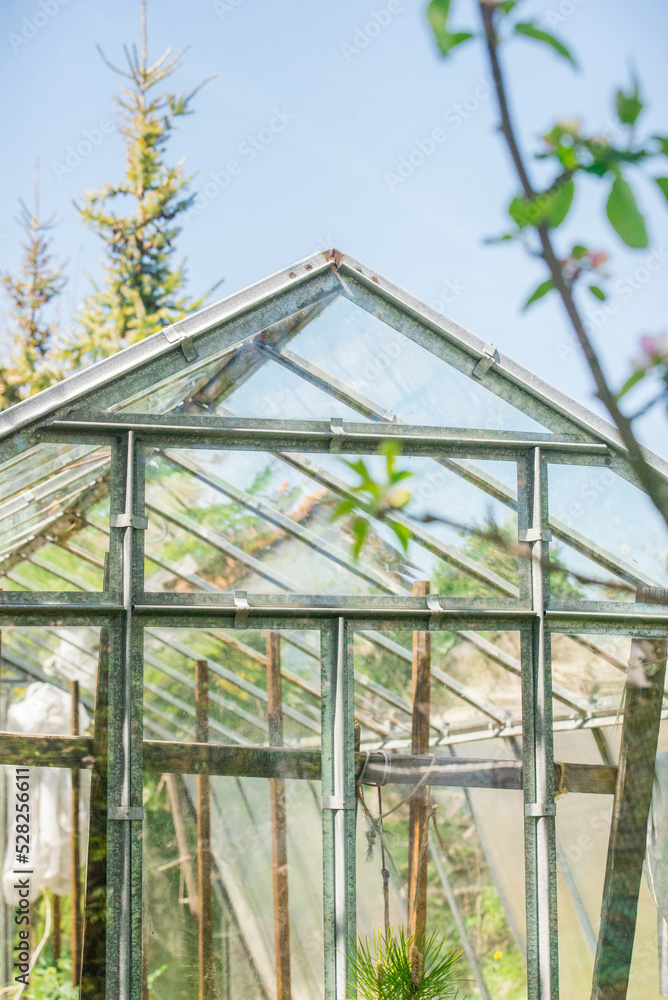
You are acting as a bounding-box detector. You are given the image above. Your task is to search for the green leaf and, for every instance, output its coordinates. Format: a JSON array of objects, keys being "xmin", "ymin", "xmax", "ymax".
[
  {"xmin": 427, "ymin": 0, "xmax": 473, "ymax": 57},
  {"xmin": 351, "ymin": 518, "xmax": 370, "ymax": 559},
  {"xmin": 588, "ymin": 284, "xmax": 606, "ymax": 301},
  {"xmin": 331, "ymin": 499, "xmax": 357, "ymax": 521},
  {"xmin": 616, "ymin": 367, "xmax": 646, "ymax": 400},
  {"xmin": 548, "ymin": 178, "xmax": 575, "ymax": 227},
  {"xmin": 616, "ymin": 80, "xmax": 643, "ymax": 126},
  {"xmin": 514, "ymin": 22, "xmax": 578, "ymax": 67},
  {"xmin": 571, "ymin": 244, "xmax": 588, "ymax": 260},
  {"xmin": 390, "ymin": 521, "xmax": 413, "ymax": 553},
  {"xmin": 655, "ymin": 177, "xmax": 668, "ymax": 203},
  {"xmin": 606, "ymin": 174, "xmax": 648, "ymax": 248},
  {"xmin": 523, "ymin": 278, "xmax": 555, "ymax": 309},
  {"xmin": 508, "ymin": 178, "xmax": 574, "ymax": 229},
  {"xmin": 654, "ymin": 135, "xmax": 668, "ymax": 156}
]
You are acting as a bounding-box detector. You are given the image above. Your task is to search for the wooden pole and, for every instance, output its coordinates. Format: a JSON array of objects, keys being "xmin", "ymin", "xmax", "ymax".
[
  {"xmin": 196, "ymin": 659, "xmax": 215, "ymax": 1000},
  {"xmin": 70, "ymin": 679, "xmax": 82, "ymax": 987},
  {"xmin": 591, "ymin": 602, "xmax": 668, "ymax": 1000},
  {"xmin": 165, "ymin": 772, "xmax": 200, "ymax": 918},
  {"xmin": 267, "ymin": 631, "xmax": 292, "ymax": 1000},
  {"xmin": 52, "ymin": 893, "xmax": 61, "ymax": 963},
  {"xmin": 408, "ymin": 580, "xmax": 431, "ymax": 948}
]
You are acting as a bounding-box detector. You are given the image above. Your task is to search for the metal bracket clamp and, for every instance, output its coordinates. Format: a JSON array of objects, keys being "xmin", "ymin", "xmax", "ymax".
[
  {"xmin": 108, "ymin": 805, "xmax": 144, "ymax": 821},
  {"xmin": 321, "ymin": 795, "xmax": 356, "ymax": 811},
  {"xmin": 472, "ymin": 343, "xmax": 497, "ymax": 379},
  {"xmin": 233, "ymin": 590, "xmax": 251, "ymax": 629},
  {"xmin": 180, "ymin": 337, "xmax": 199, "ymax": 363},
  {"xmin": 524, "ymin": 803, "xmax": 556, "ymax": 818},
  {"xmin": 110, "ymin": 512, "xmax": 149, "ymax": 530},
  {"xmin": 329, "ymin": 417, "xmax": 345, "ymax": 452},
  {"xmin": 519, "ymin": 528, "xmax": 552, "ymax": 543},
  {"xmin": 161, "ymin": 321, "xmax": 199, "ymax": 362},
  {"xmin": 427, "ymin": 593, "xmax": 445, "ymax": 628}
]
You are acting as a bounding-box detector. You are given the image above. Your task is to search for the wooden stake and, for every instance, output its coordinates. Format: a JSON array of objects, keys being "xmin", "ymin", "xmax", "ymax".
[
  {"xmin": 267, "ymin": 631, "xmax": 292, "ymax": 1000},
  {"xmin": 195, "ymin": 659, "xmax": 215, "ymax": 1000},
  {"xmin": 408, "ymin": 580, "xmax": 431, "ymax": 947},
  {"xmin": 52, "ymin": 893, "xmax": 61, "ymax": 963},
  {"xmin": 165, "ymin": 773, "xmax": 200, "ymax": 918},
  {"xmin": 70, "ymin": 679, "xmax": 82, "ymax": 987},
  {"xmin": 591, "ymin": 618, "xmax": 667, "ymax": 1000}
]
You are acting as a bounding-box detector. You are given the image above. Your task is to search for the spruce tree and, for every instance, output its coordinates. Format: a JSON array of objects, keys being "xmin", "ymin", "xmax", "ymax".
[
  {"xmin": 65, "ymin": 0, "xmax": 213, "ymax": 367},
  {"xmin": 0, "ymin": 174, "xmax": 66, "ymax": 408}
]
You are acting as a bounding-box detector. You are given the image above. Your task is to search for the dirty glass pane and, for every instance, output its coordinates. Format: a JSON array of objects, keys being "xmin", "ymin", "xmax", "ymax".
[
  {"xmin": 143, "ymin": 449, "xmax": 519, "ymax": 600},
  {"xmin": 548, "ymin": 464, "xmax": 668, "ymax": 599},
  {"xmin": 0, "ymin": 627, "xmax": 100, "ymax": 735},
  {"xmin": 353, "ymin": 627, "xmax": 527, "ymax": 998},
  {"xmin": 0, "ymin": 445, "xmax": 109, "ymax": 585},
  {"xmin": 274, "ymin": 294, "xmax": 551, "ymax": 432},
  {"xmin": 353, "ymin": 629, "xmax": 523, "ymax": 749},
  {"xmin": 143, "ymin": 628, "xmax": 320, "ymax": 748},
  {"xmin": 143, "ymin": 773, "xmax": 323, "ymax": 1000}
]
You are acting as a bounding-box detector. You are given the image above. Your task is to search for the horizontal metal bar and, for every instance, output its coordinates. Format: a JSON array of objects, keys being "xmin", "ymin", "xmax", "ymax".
[{"xmin": 43, "ymin": 415, "xmax": 609, "ymax": 456}]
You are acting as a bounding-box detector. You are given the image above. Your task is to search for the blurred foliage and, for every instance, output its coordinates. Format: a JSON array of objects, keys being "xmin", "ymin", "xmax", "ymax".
[
  {"xmin": 426, "ymin": 0, "xmax": 668, "ymax": 419},
  {"xmin": 0, "ymin": 197, "xmax": 66, "ymax": 408}
]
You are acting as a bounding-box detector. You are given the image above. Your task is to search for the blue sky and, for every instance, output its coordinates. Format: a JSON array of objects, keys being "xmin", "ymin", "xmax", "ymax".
[{"xmin": 1, "ymin": 0, "xmax": 667, "ymax": 453}]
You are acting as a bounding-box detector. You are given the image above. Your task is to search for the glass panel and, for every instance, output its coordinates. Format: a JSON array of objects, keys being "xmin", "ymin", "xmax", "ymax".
[
  {"xmin": 551, "ymin": 632, "xmax": 629, "ymax": 726},
  {"xmin": 285, "ymin": 295, "xmax": 551, "ymax": 432},
  {"xmin": 0, "ymin": 445, "xmax": 109, "ymax": 566},
  {"xmin": 0, "ymin": 627, "xmax": 100, "ymax": 735},
  {"xmin": 0, "ymin": 762, "xmax": 90, "ymax": 995},
  {"xmin": 143, "ymin": 628, "xmax": 321, "ymax": 747},
  {"xmin": 143, "ymin": 773, "xmax": 323, "ymax": 999},
  {"xmin": 353, "ymin": 628, "xmax": 526, "ymax": 998},
  {"xmin": 552, "ymin": 649, "xmax": 668, "ymax": 997},
  {"xmin": 112, "ymin": 350, "xmax": 240, "ymax": 415},
  {"xmin": 143, "ymin": 449, "xmax": 519, "ymax": 600},
  {"xmin": 548, "ymin": 464, "xmax": 668, "ymax": 597},
  {"xmin": 354, "ymin": 628, "xmax": 523, "ymax": 749}
]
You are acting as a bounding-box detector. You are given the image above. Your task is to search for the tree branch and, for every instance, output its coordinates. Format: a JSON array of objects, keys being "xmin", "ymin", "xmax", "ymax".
[{"xmin": 478, "ymin": 0, "xmax": 668, "ymax": 527}]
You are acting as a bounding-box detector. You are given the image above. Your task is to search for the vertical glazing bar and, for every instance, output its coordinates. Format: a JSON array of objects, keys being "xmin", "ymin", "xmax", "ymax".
[
  {"xmin": 106, "ymin": 433, "xmax": 145, "ymax": 1000},
  {"xmin": 520, "ymin": 447, "xmax": 558, "ymax": 1000},
  {"xmin": 321, "ymin": 618, "xmax": 356, "ymax": 1000},
  {"xmin": 70, "ymin": 679, "xmax": 82, "ymax": 987}
]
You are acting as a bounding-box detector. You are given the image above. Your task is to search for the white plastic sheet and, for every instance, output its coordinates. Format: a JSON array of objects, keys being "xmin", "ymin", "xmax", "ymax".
[{"xmin": 2, "ymin": 683, "xmax": 89, "ymax": 905}]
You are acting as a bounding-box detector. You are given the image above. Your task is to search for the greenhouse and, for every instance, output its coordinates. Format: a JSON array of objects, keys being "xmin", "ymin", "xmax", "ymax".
[{"xmin": 1, "ymin": 247, "xmax": 667, "ymax": 1000}]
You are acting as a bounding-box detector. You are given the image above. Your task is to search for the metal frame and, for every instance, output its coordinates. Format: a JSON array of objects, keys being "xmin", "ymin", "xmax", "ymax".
[{"xmin": 1, "ymin": 250, "xmax": 668, "ymax": 1000}]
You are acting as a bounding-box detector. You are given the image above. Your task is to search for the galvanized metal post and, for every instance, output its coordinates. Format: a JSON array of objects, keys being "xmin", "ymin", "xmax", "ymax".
[
  {"xmin": 408, "ymin": 580, "xmax": 431, "ymax": 948},
  {"xmin": 106, "ymin": 432, "xmax": 145, "ymax": 1000},
  {"xmin": 520, "ymin": 447, "xmax": 558, "ymax": 1000},
  {"xmin": 70, "ymin": 679, "xmax": 82, "ymax": 987},
  {"xmin": 321, "ymin": 619, "xmax": 356, "ymax": 1000},
  {"xmin": 195, "ymin": 658, "xmax": 215, "ymax": 1000}
]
